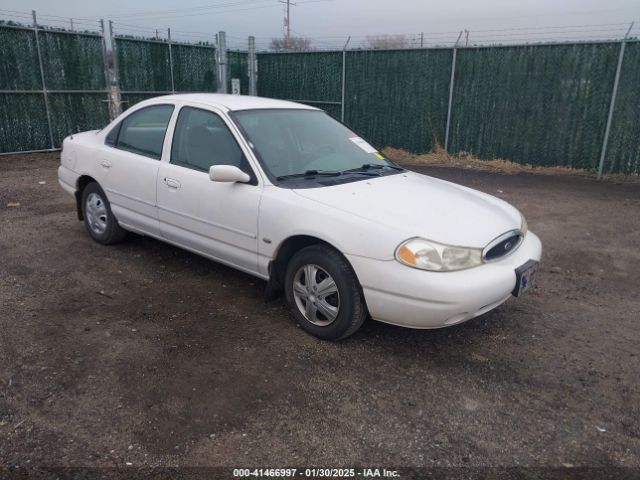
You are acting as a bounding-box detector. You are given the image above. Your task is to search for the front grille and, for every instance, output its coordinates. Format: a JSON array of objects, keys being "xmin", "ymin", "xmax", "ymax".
[{"xmin": 484, "ymin": 233, "xmax": 522, "ymax": 261}]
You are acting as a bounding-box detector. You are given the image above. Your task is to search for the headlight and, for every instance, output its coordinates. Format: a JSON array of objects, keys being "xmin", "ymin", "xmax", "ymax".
[
  {"xmin": 521, "ymin": 214, "xmax": 528, "ymax": 236},
  {"xmin": 395, "ymin": 238, "xmax": 483, "ymax": 272}
]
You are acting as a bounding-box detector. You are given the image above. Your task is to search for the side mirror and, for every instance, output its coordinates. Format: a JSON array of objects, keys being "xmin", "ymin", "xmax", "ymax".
[{"xmin": 209, "ymin": 165, "xmax": 250, "ymax": 183}]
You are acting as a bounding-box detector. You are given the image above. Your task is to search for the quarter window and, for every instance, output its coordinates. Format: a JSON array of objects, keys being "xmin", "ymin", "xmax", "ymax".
[
  {"xmin": 113, "ymin": 105, "xmax": 174, "ymax": 160},
  {"xmin": 171, "ymin": 107, "xmax": 245, "ymax": 172}
]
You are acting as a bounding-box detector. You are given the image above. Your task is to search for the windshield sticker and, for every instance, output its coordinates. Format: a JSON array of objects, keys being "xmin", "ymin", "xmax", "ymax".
[
  {"xmin": 349, "ymin": 137, "xmax": 378, "ymax": 154},
  {"xmin": 374, "ymin": 152, "xmax": 385, "ymax": 160}
]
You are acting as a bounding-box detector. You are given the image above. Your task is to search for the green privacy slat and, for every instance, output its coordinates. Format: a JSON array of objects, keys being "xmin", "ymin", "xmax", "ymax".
[
  {"xmin": 0, "ymin": 27, "xmax": 41, "ymax": 90},
  {"xmin": 0, "ymin": 93, "xmax": 50, "ymax": 152},
  {"xmin": 48, "ymin": 93, "xmax": 110, "ymax": 146},
  {"xmin": 257, "ymin": 43, "xmax": 640, "ymax": 173},
  {"xmin": 0, "ymin": 25, "xmax": 109, "ymax": 152},
  {"xmin": 227, "ymin": 50, "xmax": 248, "ymax": 94},
  {"xmin": 449, "ymin": 43, "xmax": 619, "ymax": 170},
  {"xmin": 344, "ymin": 49, "xmax": 452, "ymax": 153},
  {"xmin": 171, "ymin": 44, "xmax": 217, "ymax": 92},
  {"xmin": 257, "ymin": 52, "xmax": 342, "ymax": 102},
  {"xmin": 120, "ymin": 93, "xmax": 165, "ymax": 111},
  {"xmin": 39, "ymin": 31, "xmax": 106, "ymax": 90},
  {"xmin": 299, "ymin": 102, "xmax": 341, "ymax": 120},
  {"xmin": 116, "ymin": 38, "xmax": 171, "ymax": 92},
  {"xmin": 2, "ymin": 22, "xmax": 639, "ymax": 174},
  {"xmin": 605, "ymin": 41, "xmax": 640, "ymax": 175}
]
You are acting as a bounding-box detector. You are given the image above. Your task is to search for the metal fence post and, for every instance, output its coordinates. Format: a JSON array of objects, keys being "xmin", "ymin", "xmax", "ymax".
[
  {"xmin": 99, "ymin": 19, "xmax": 115, "ymax": 120},
  {"xmin": 168, "ymin": 28, "xmax": 175, "ymax": 93},
  {"xmin": 217, "ymin": 31, "xmax": 228, "ymax": 94},
  {"xmin": 32, "ymin": 10, "xmax": 55, "ymax": 149},
  {"xmin": 341, "ymin": 36, "xmax": 351, "ymax": 122},
  {"xmin": 444, "ymin": 31, "xmax": 463, "ymax": 152},
  {"xmin": 108, "ymin": 20, "xmax": 122, "ymax": 115},
  {"xmin": 248, "ymin": 36, "xmax": 257, "ymax": 96},
  {"xmin": 597, "ymin": 22, "xmax": 634, "ymax": 179}
]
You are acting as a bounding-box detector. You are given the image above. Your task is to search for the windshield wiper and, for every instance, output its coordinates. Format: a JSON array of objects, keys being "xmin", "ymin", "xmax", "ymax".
[
  {"xmin": 276, "ymin": 170, "xmax": 343, "ymax": 181},
  {"xmin": 342, "ymin": 163, "xmax": 404, "ymax": 175}
]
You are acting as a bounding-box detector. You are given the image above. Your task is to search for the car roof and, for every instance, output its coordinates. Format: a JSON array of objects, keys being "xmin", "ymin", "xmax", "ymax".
[{"xmin": 151, "ymin": 93, "xmax": 319, "ymax": 112}]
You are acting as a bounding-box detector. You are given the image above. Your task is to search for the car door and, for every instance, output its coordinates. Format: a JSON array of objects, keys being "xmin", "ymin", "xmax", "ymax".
[
  {"xmin": 156, "ymin": 105, "xmax": 262, "ymax": 275},
  {"xmin": 101, "ymin": 104, "xmax": 175, "ymax": 237}
]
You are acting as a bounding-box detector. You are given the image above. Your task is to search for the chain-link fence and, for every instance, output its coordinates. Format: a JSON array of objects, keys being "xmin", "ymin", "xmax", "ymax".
[
  {"xmin": 0, "ymin": 19, "xmax": 110, "ymax": 153},
  {"xmin": 114, "ymin": 29, "xmax": 219, "ymax": 110},
  {"xmin": 1, "ymin": 11, "xmax": 638, "ymax": 175},
  {"xmin": 257, "ymin": 40, "xmax": 640, "ymax": 175},
  {"xmin": 606, "ymin": 41, "xmax": 640, "ymax": 174},
  {"xmin": 257, "ymin": 51, "xmax": 343, "ymax": 117},
  {"xmin": 448, "ymin": 43, "xmax": 619, "ymax": 171},
  {"xmin": 0, "ymin": 15, "xmax": 253, "ymax": 154}
]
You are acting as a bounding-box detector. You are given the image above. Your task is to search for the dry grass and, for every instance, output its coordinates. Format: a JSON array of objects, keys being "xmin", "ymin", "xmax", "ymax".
[{"xmin": 383, "ymin": 145, "xmax": 594, "ymax": 177}]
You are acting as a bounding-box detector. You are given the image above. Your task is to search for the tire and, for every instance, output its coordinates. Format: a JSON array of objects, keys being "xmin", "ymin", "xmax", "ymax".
[
  {"xmin": 284, "ymin": 244, "xmax": 367, "ymax": 340},
  {"xmin": 81, "ymin": 182, "xmax": 127, "ymax": 245}
]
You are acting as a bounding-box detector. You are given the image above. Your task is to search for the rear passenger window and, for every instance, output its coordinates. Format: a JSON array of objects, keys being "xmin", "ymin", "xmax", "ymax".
[
  {"xmin": 115, "ymin": 105, "xmax": 174, "ymax": 160},
  {"xmin": 171, "ymin": 107, "xmax": 244, "ymax": 172}
]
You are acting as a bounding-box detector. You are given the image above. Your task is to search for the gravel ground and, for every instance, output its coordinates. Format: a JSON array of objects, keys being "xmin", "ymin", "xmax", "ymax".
[{"xmin": 0, "ymin": 153, "xmax": 639, "ymax": 477}]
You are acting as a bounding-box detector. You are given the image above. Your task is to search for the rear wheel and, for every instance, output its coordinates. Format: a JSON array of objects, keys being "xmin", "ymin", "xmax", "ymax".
[
  {"xmin": 284, "ymin": 244, "xmax": 367, "ymax": 340},
  {"xmin": 81, "ymin": 182, "xmax": 126, "ymax": 245}
]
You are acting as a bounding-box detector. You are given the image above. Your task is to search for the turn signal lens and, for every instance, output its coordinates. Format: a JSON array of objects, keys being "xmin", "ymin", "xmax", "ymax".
[
  {"xmin": 397, "ymin": 246, "xmax": 416, "ymax": 265},
  {"xmin": 395, "ymin": 238, "xmax": 483, "ymax": 272}
]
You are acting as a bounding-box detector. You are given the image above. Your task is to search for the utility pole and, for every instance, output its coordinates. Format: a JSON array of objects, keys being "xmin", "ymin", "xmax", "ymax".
[
  {"xmin": 465, "ymin": 29, "xmax": 469, "ymax": 46},
  {"xmin": 286, "ymin": 0, "xmax": 290, "ymax": 40},
  {"xmin": 279, "ymin": 0, "xmax": 296, "ymax": 42}
]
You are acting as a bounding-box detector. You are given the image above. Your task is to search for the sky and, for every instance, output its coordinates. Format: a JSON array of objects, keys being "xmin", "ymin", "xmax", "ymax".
[{"xmin": 1, "ymin": 0, "xmax": 638, "ymax": 49}]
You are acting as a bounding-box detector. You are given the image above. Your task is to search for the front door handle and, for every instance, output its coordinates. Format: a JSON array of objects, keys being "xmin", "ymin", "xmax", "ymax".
[{"xmin": 164, "ymin": 177, "xmax": 181, "ymax": 189}]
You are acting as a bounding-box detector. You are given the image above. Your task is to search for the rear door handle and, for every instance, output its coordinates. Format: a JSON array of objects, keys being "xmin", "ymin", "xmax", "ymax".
[
  {"xmin": 164, "ymin": 177, "xmax": 181, "ymax": 189},
  {"xmin": 100, "ymin": 160, "xmax": 112, "ymax": 169}
]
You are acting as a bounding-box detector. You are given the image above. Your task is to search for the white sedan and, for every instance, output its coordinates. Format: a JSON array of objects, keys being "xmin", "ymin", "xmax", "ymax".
[{"xmin": 58, "ymin": 94, "xmax": 542, "ymax": 340}]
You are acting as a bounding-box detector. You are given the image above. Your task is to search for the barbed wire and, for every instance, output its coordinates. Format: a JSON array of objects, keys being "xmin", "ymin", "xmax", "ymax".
[{"xmin": 0, "ymin": 8, "xmax": 636, "ymax": 51}]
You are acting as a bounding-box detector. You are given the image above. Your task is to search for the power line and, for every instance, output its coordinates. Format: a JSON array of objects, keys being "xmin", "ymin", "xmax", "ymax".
[
  {"xmin": 0, "ymin": 2, "xmax": 329, "ymax": 24},
  {"xmin": 0, "ymin": 8, "xmax": 635, "ymax": 51},
  {"xmin": 105, "ymin": 0, "xmax": 273, "ymax": 19},
  {"xmin": 101, "ymin": 0, "xmax": 330, "ymax": 22}
]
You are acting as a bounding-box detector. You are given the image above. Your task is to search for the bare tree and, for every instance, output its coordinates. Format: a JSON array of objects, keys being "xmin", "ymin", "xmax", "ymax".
[
  {"xmin": 365, "ymin": 34, "xmax": 409, "ymax": 50},
  {"xmin": 270, "ymin": 36, "xmax": 313, "ymax": 52}
]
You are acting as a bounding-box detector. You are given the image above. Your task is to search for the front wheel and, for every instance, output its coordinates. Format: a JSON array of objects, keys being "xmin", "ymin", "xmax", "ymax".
[{"xmin": 284, "ymin": 245, "xmax": 367, "ymax": 340}]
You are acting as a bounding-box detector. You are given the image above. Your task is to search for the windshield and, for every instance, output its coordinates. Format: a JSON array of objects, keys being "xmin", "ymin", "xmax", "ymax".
[{"xmin": 233, "ymin": 109, "xmax": 395, "ymax": 180}]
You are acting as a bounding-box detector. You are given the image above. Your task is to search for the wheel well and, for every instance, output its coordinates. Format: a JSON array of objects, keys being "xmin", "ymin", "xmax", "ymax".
[
  {"xmin": 75, "ymin": 175, "xmax": 96, "ymax": 220},
  {"xmin": 266, "ymin": 235, "xmax": 334, "ymax": 299}
]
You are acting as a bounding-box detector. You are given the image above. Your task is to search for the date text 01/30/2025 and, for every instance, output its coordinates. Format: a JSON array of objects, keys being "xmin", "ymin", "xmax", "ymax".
[{"xmin": 233, "ymin": 468, "xmax": 400, "ymax": 478}]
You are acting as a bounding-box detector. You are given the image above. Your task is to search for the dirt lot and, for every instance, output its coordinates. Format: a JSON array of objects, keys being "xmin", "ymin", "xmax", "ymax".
[{"xmin": 1, "ymin": 153, "xmax": 639, "ymax": 476}]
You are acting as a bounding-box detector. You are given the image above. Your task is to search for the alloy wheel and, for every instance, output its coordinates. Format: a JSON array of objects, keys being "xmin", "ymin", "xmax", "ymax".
[
  {"xmin": 292, "ymin": 264, "xmax": 340, "ymax": 326},
  {"xmin": 85, "ymin": 192, "xmax": 108, "ymax": 235}
]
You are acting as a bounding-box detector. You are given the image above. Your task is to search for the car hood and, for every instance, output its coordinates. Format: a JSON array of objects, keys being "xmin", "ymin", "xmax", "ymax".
[{"xmin": 291, "ymin": 171, "xmax": 522, "ymax": 248}]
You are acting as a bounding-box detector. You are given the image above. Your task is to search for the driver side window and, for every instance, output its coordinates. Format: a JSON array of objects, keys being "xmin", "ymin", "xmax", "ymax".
[{"xmin": 171, "ymin": 107, "xmax": 245, "ymax": 173}]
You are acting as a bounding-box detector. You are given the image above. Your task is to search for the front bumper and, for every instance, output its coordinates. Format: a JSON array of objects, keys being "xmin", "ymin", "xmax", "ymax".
[{"xmin": 346, "ymin": 232, "xmax": 542, "ymax": 329}]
